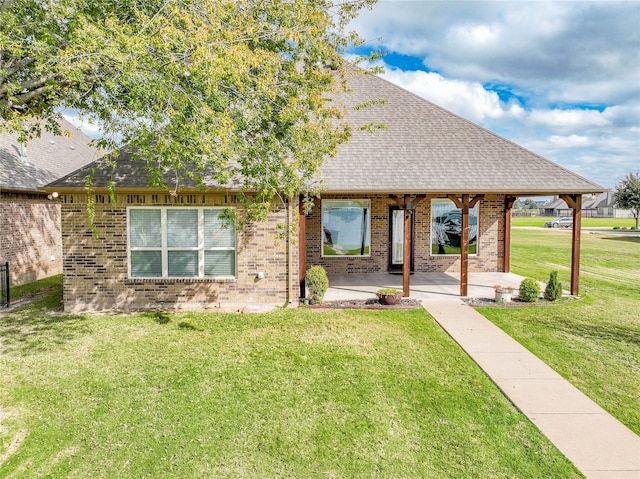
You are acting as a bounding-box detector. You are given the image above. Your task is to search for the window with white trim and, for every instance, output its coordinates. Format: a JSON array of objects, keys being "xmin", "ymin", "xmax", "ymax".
[
  {"xmin": 322, "ymin": 199, "xmax": 371, "ymax": 257},
  {"xmin": 128, "ymin": 207, "xmax": 236, "ymax": 278}
]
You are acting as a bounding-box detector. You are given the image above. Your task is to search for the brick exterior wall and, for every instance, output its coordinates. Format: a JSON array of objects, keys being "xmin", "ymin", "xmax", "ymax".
[
  {"xmin": 59, "ymin": 192, "xmax": 298, "ymax": 312},
  {"xmin": 0, "ymin": 191, "xmax": 62, "ymax": 286},
  {"xmin": 305, "ymin": 194, "xmax": 505, "ymax": 275}
]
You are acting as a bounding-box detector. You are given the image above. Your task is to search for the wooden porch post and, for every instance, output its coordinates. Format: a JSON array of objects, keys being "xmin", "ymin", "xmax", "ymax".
[
  {"xmin": 560, "ymin": 194, "xmax": 582, "ymax": 295},
  {"xmin": 460, "ymin": 194, "xmax": 470, "ymax": 296},
  {"xmin": 298, "ymin": 196, "xmax": 306, "ymax": 299},
  {"xmin": 403, "ymin": 207, "xmax": 411, "ymax": 297},
  {"xmin": 395, "ymin": 195, "xmax": 427, "ymax": 297},
  {"xmin": 449, "ymin": 194, "xmax": 484, "ymax": 296},
  {"xmin": 504, "ymin": 196, "xmax": 517, "ymax": 273}
]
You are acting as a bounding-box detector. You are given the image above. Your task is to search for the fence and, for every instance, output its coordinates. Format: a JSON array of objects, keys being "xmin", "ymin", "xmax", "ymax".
[{"xmin": 1, "ymin": 262, "xmax": 9, "ymax": 308}]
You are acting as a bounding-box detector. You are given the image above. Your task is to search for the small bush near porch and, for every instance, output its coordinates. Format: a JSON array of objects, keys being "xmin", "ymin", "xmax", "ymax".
[{"xmin": 0, "ymin": 292, "xmax": 579, "ymax": 478}]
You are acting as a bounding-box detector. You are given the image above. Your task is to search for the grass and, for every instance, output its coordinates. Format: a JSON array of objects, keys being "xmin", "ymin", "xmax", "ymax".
[
  {"xmin": 478, "ymin": 228, "xmax": 640, "ymax": 434},
  {"xmin": 6, "ymin": 275, "xmax": 63, "ymax": 311},
  {"xmin": 512, "ymin": 216, "xmax": 637, "ymax": 228},
  {"xmin": 323, "ymin": 245, "xmax": 370, "ymax": 256},
  {"xmin": 0, "ymin": 291, "xmax": 581, "ymax": 478},
  {"xmin": 431, "ymin": 245, "xmax": 477, "ymax": 255}
]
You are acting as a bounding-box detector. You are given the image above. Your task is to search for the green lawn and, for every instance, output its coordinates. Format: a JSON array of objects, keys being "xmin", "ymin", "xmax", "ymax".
[
  {"xmin": 0, "ymin": 287, "xmax": 580, "ymax": 478},
  {"xmin": 512, "ymin": 216, "xmax": 637, "ymax": 228},
  {"xmin": 478, "ymin": 228, "xmax": 640, "ymax": 435}
]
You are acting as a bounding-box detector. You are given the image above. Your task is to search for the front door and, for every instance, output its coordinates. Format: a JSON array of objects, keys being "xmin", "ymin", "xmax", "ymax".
[{"xmin": 388, "ymin": 206, "xmax": 414, "ymax": 272}]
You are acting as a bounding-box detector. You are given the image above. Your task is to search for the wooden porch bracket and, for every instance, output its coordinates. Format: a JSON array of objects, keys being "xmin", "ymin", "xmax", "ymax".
[
  {"xmin": 504, "ymin": 196, "xmax": 517, "ymax": 273},
  {"xmin": 448, "ymin": 194, "xmax": 484, "ymax": 296},
  {"xmin": 560, "ymin": 193, "xmax": 583, "ymax": 295},
  {"xmin": 395, "ymin": 194, "xmax": 427, "ymax": 297}
]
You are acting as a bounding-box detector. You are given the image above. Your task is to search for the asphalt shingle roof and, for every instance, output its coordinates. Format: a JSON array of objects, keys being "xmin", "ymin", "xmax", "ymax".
[
  {"xmin": 0, "ymin": 118, "xmax": 99, "ymax": 192},
  {"xmin": 319, "ymin": 71, "xmax": 604, "ymax": 194},
  {"xmin": 47, "ymin": 69, "xmax": 605, "ymax": 195}
]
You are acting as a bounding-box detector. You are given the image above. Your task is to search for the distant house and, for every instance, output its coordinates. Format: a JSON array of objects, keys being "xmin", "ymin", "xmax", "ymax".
[
  {"xmin": 46, "ymin": 71, "xmax": 605, "ymax": 312},
  {"xmin": 540, "ymin": 192, "xmax": 631, "ymax": 218},
  {"xmin": 0, "ymin": 119, "xmax": 98, "ymax": 285}
]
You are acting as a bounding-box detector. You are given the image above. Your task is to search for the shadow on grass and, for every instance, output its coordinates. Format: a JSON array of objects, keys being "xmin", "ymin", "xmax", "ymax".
[
  {"xmin": 600, "ymin": 236, "xmax": 640, "ymax": 244},
  {"xmin": 532, "ymin": 315, "xmax": 640, "ymax": 347},
  {"xmin": 0, "ymin": 312, "xmax": 90, "ymax": 357},
  {"xmin": 147, "ymin": 311, "xmax": 171, "ymax": 325}
]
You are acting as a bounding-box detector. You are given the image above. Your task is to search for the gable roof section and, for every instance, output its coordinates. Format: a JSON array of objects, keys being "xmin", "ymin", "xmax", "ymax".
[
  {"xmin": 48, "ymin": 146, "xmax": 243, "ymax": 190},
  {"xmin": 0, "ymin": 118, "xmax": 99, "ymax": 193},
  {"xmin": 47, "ymin": 69, "xmax": 604, "ymax": 196},
  {"xmin": 320, "ymin": 71, "xmax": 604, "ymax": 195}
]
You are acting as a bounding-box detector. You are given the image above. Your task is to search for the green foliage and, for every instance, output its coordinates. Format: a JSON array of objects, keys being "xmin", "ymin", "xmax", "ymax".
[
  {"xmin": 306, "ymin": 265, "xmax": 328, "ymax": 304},
  {"xmin": 0, "ymin": 0, "xmax": 376, "ymax": 222},
  {"xmin": 519, "ymin": 198, "xmax": 538, "ymax": 209},
  {"xmin": 614, "ymin": 171, "xmax": 640, "ymax": 229},
  {"xmin": 519, "ymin": 277, "xmax": 540, "ymax": 302},
  {"xmin": 376, "ymin": 288, "xmax": 401, "ymax": 295},
  {"xmin": 544, "ymin": 270, "xmax": 563, "ymax": 301}
]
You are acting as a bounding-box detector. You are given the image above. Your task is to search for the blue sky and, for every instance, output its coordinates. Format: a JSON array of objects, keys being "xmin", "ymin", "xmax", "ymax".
[{"xmin": 347, "ymin": 0, "xmax": 640, "ymax": 188}]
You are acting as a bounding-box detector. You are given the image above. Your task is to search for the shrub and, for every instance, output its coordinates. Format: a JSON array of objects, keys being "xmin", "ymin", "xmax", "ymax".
[
  {"xmin": 306, "ymin": 266, "xmax": 329, "ymax": 304},
  {"xmin": 519, "ymin": 277, "xmax": 540, "ymax": 302},
  {"xmin": 376, "ymin": 288, "xmax": 402, "ymax": 296},
  {"xmin": 544, "ymin": 270, "xmax": 563, "ymax": 301}
]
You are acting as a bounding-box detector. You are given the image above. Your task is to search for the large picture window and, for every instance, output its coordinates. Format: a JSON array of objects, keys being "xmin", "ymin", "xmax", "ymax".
[
  {"xmin": 322, "ymin": 200, "xmax": 370, "ymax": 256},
  {"xmin": 431, "ymin": 199, "xmax": 478, "ymax": 255},
  {"xmin": 128, "ymin": 207, "xmax": 236, "ymax": 278}
]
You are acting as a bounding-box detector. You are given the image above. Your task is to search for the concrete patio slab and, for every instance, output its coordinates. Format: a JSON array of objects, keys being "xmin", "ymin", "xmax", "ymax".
[{"xmin": 324, "ymin": 271, "xmax": 525, "ymax": 303}]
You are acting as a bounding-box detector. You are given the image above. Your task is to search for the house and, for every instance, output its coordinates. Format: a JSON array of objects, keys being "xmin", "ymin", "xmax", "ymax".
[
  {"xmin": 0, "ymin": 119, "xmax": 99, "ymax": 285},
  {"xmin": 541, "ymin": 192, "xmax": 631, "ymax": 218},
  {"xmin": 45, "ymin": 71, "xmax": 604, "ymax": 312}
]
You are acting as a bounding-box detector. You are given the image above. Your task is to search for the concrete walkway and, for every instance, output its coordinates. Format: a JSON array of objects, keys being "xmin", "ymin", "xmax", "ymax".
[
  {"xmin": 325, "ymin": 273, "xmax": 640, "ymax": 478},
  {"xmin": 427, "ymin": 300, "xmax": 640, "ymax": 479}
]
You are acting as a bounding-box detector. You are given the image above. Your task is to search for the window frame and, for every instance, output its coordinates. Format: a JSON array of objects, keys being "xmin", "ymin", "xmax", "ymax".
[
  {"xmin": 430, "ymin": 198, "xmax": 480, "ymax": 257},
  {"xmin": 127, "ymin": 207, "xmax": 236, "ymax": 279},
  {"xmin": 321, "ymin": 199, "xmax": 371, "ymax": 258}
]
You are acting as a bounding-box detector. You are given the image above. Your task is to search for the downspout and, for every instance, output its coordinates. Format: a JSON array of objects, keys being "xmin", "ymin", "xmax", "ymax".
[{"xmin": 286, "ymin": 196, "xmax": 293, "ymax": 306}]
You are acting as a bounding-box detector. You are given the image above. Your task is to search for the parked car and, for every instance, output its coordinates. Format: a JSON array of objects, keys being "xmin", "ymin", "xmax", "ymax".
[{"xmin": 545, "ymin": 217, "xmax": 573, "ymax": 228}]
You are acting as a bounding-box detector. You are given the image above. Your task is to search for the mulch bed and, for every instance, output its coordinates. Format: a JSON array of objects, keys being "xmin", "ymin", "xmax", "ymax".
[
  {"xmin": 305, "ymin": 298, "xmax": 423, "ymax": 310},
  {"xmin": 463, "ymin": 296, "xmax": 581, "ymax": 308}
]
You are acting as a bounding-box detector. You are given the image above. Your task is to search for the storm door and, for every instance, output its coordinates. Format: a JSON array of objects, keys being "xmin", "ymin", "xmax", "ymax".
[{"xmin": 388, "ymin": 206, "xmax": 414, "ymax": 272}]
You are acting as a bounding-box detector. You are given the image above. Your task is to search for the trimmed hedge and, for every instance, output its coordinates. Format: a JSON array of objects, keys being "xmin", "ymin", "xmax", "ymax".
[
  {"xmin": 306, "ymin": 265, "xmax": 329, "ymax": 304},
  {"xmin": 519, "ymin": 277, "xmax": 541, "ymax": 302}
]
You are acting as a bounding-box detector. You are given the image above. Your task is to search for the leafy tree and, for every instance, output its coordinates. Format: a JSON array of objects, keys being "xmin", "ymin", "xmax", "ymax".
[
  {"xmin": 522, "ymin": 198, "xmax": 538, "ymax": 210},
  {"xmin": 614, "ymin": 172, "xmax": 640, "ymax": 229},
  {"xmin": 1, "ymin": 0, "xmax": 376, "ymax": 220}
]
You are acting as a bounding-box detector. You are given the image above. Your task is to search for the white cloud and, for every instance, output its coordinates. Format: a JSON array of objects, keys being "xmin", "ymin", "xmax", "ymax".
[
  {"xmin": 528, "ymin": 109, "xmax": 610, "ymax": 130},
  {"xmin": 380, "ymin": 66, "xmax": 523, "ymax": 122},
  {"xmin": 351, "ymin": 1, "xmax": 640, "ymax": 104},
  {"xmin": 548, "ymin": 135, "xmax": 591, "ymax": 148},
  {"xmin": 348, "ymin": 1, "xmax": 640, "ymax": 188}
]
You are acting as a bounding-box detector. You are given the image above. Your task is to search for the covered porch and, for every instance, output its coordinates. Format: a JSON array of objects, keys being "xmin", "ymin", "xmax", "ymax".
[{"xmin": 324, "ymin": 271, "xmax": 525, "ymax": 304}]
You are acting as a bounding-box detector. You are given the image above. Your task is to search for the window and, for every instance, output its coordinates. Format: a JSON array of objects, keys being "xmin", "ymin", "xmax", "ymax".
[
  {"xmin": 431, "ymin": 199, "xmax": 479, "ymax": 255},
  {"xmin": 322, "ymin": 199, "xmax": 370, "ymax": 256},
  {"xmin": 128, "ymin": 207, "xmax": 236, "ymax": 278}
]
